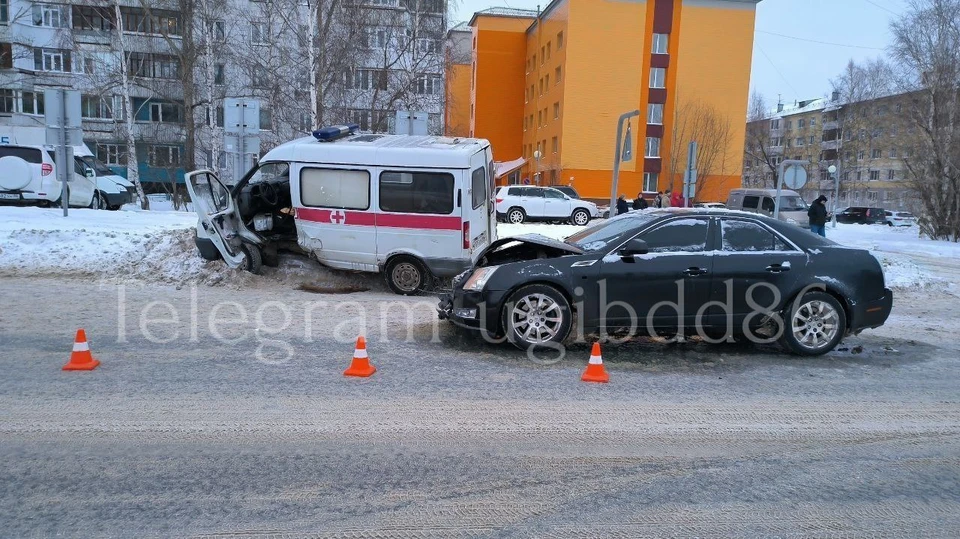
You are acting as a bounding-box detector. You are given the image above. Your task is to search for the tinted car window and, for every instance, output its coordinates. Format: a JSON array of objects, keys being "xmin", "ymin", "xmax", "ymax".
[
  {"xmin": 721, "ymin": 219, "xmax": 794, "ymax": 252},
  {"xmin": 555, "ymin": 186, "xmax": 579, "ymax": 199},
  {"xmin": 565, "ymin": 213, "xmax": 659, "ymax": 252},
  {"xmin": 521, "ymin": 187, "xmax": 543, "ymax": 197},
  {"xmin": 641, "ymin": 218, "xmax": 710, "ymax": 253},
  {"xmin": 0, "ymin": 146, "xmax": 43, "ymax": 163},
  {"xmin": 742, "ymin": 195, "xmax": 760, "ymax": 209},
  {"xmin": 380, "ymin": 171, "xmax": 454, "ymax": 214},
  {"xmin": 544, "ymin": 188, "xmax": 565, "ymax": 200},
  {"xmin": 761, "ymin": 197, "xmax": 775, "ymax": 212}
]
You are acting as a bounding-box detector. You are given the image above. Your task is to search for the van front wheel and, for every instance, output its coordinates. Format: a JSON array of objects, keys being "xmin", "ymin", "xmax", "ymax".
[
  {"xmin": 242, "ymin": 244, "xmax": 263, "ymax": 275},
  {"xmin": 386, "ymin": 256, "xmax": 431, "ymax": 296}
]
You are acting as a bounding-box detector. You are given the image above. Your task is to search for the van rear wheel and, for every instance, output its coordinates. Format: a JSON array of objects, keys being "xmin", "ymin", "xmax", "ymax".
[{"xmin": 386, "ymin": 256, "xmax": 431, "ymax": 296}]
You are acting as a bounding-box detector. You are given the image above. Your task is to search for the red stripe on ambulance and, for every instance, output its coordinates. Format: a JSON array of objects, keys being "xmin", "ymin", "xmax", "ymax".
[{"xmin": 295, "ymin": 207, "xmax": 461, "ymax": 230}]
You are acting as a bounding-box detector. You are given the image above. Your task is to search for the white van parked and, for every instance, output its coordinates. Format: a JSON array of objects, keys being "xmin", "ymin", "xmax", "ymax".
[
  {"xmin": 726, "ymin": 188, "xmax": 810, "ymax": 227},
  {"xmin": 187, "ymin": 125, "xmax": 497, "ymax": 295},
  {"xmin": 0, "ymin": 127, "xmax": 135, "ymax": 209}
]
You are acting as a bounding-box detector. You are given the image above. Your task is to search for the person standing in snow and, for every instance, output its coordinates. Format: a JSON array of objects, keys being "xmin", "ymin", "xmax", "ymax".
[
  {"xmin": 653, "ymin": 191, "xmax": 664, "ymax": 208},
  {"xmin": 632, "ymin": 193, "xmax": 648, "ymax": 211},
  {"xmin": 616, "ymin": 195, "xmax": 630, "ymax": 216},
  {"xmin": 661, "ymin": 189, "xmax": 673, "ymax": 208},
  {"xmin": 808, "ymin": 195, "xmax": 829, "ymax": 237},
  {"xmin": 671, "ymin": 189, "xmax": 683, "ymax": 208}
]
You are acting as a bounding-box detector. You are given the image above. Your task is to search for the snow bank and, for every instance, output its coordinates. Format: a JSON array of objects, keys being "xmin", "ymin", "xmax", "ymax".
[{"xmin": 0, "ymin": 207, "xmax": 382, "ymax": 291}]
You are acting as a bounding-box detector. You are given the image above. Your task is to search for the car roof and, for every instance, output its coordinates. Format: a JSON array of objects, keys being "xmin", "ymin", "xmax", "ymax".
[{"xmin": 261, "ymin": 134, "xmax": 491, "ymax": 169}]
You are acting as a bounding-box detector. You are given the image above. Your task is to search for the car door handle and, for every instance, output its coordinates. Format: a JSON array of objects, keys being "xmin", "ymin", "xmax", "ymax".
[
  {"xmin": 766, "ymin": 263, "xmax": 791, "ymax": 273},
  {"xmin": 683, "ymin": 267, "xmax": 708, "ymax": 277}
]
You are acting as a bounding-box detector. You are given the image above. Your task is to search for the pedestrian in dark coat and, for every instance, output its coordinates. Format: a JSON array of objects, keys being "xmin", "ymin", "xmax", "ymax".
[
  {"xmin": 632, "ymin": 193, "xmax": 648, "ymax": 210},
  {"xmin": 616, "ymin": 195, "xmax": 630, "ymax": 216},
  {"xmin": 808, "ymin": 195, "xmax": 829, "ymax": 237}
]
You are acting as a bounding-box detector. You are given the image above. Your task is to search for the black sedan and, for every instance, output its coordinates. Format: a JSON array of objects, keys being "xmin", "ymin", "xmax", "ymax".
[{"xmin": 438, "ymin": 209, "xmax": 893, "ymax": 356}]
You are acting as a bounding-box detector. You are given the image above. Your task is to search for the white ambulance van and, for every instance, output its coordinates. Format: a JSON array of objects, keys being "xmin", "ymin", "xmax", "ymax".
[{"xmin": 186, "ymin": 125, "xmax": 497, "ymax": 295}]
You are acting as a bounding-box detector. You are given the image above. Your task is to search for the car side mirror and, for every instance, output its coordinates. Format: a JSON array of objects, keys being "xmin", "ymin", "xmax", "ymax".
[
  {"xmin": 84, "ymin": 168, "xmax": 95, "ymax": 179},
  {"xmin": 618, "ymin": 238, "xmax": 649, "ymax": 259}
]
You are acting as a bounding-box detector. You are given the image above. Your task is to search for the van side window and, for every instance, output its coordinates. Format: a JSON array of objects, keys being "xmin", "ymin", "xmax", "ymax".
[
  {"xmin": 761, "ymin": 197, "xmax": 775, "ymax": 212},
  {"xmin": 471, "ymin": 167, "xmax": 486, "ymax": 209},
  {"xmin": 300, "ymin": 168, "xmax": 370, "ymax": 210},
  {"xmin": 379, "ymin": 171, "xmax": 454, "ymax": 215},
  {"xmin": 742, "ymin": 195, "xmax": 760, "ymax": 209}
]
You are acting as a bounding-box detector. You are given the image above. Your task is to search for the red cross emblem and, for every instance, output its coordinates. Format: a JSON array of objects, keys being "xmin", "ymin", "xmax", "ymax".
[{"xmin": 330, "ymin": 210, "xmax": 346, "ymax": 224}]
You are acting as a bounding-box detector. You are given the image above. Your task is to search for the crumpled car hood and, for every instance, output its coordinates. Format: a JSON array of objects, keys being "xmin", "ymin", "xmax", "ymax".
[{"xmin": 478, "ymin": 233, "xmax": 584, "ymax": 259}]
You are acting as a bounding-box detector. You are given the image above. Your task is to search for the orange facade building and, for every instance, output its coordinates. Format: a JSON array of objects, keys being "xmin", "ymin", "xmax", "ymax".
[{"xmin": 446, "ymin": 0, "xmax": 760, "ymax": 203}]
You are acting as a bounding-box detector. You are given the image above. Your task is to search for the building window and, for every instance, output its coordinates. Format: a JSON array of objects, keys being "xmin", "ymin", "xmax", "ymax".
[
  {"xmin": 554, "ymin": 102, "xmax": 560, "ymax": 120},
  {"xmin": 652, "ymin": 33, "xmax": 668, "ymax": 54},
  {"xmin": 129, "ymin": 53, "xmax": 179, "ymax": 79},
  {"xmin": 81, "ymin": 95, "xmax": 113, "ymax": 119},
  {"xmin": 785, "ymin": 120, "xmax": 792, "ymax": 129},
  {"xmin": 119, "ymin": 7, "xmax": 180, "ymax": 36},
  {"xmin": 557, "ymin": 31, "xmax": 563, "ymax": 50},
  {"xmin": 33, "ymin": 3, "xmax": 67, "ymax": 28},
  {"xmin": 34, "ymin": 48, "xmax": 70, "ymax": 72},
  {"xmin": 252, "ymin": 21, "xmax": 269, "ymax": 44},
  {"xmin": 416, "ymin": 38, "xmax": 440, "ymax": 55},
  {"xmin": 73, "ymin": 5, "xmax": 114, "ymax": 31},
  {"xmin": 251, "ymin": 65, "xmax": 270, "ymax": 88},
  {"xmin": 551, "ymin": 136, "xmax": 558, "ymax": 153},
  {"xmin": 214, "ymin": 64, "xmax": 224, "ymax": 85},
  {"xmin": 870, "ymin": 170, "xmax": 880, "ymax": 181},
  {"xmin": 889, "ymin": 148, "xmax": 897, "ymax": 158},
  {"xmin": 97, "ymin": 144, "xmax": 127, "ymax": 166},
  {"xmin": 858, "ymin": 150, "xmax": 865, "ymax": 160},
  {"xmin": 260, "ymin": 108, "xmax": 272, "ymax": 130},
  {"xmin": 888, "ymin": 170, "xmax": 895, "ymax": 180},
  {"xmin": 21, "ymin": 91, "xmax": 44, "ymax": 115},
  {"xmin": 134, "ymin": 98, "xmax": 183, "ymax": 123},
  {"xmin": 416, "ymin": 74, "xmax": 441, "ymax": 95},
  {"xmin": 0, "ymin": 42, "xmax": 10, "ymax": 69},
  {"xmin": 545, "ymin": 74, "xmax": 550, "ymax": 88},
  {"xmin": 648, "ymin": 103, "xmax": 663, "ymax": 125},
  {"xmin": 770, "ymin": 119, "xmax": 780, "ymax": 129},
  {"xmin": 867, "ymin": 191, "xmax": 878, "ymax": 201},
  {"xmin": 649, "ymin": 68, "xmax": 666, "ymax": 89},
  {"xmin": 810, "ymin": 117, "xmax": 817, "ymax": 127},
  {"xmin": 796, "ymin": 137, "xmax": 804, "ymax": 147},
  {"xmin": 798, "ymin": 119, "xmax": 806, "ymax": 128},
  {"xmin": 210, "ymin": 20, "xmax": 225, "ymax": 42},
  {"xmin": 0, "ymin": 88, "xmax": 14, "ymax": 113},
  {"xmin": 546, "ymin": 42, "xmax": 551, "ymax": 60},
  {"xmin": 0, "ymin": 0, "xmax": 7, "ymax": 24},
  {"xmin": 555, "ymin": 66, "xmax": 561, "ymax": 84},
  {"xmin": 645, "ymin": 137, "xmax": 661, "ymax": 158},
  {"xmin": 345, "ymin": 69, "xmax": 388, "ymax": 90},
  {"xmin": 872, "ymin": 149, "xmax": 882, "ymax": 159},
  {"xmin": 147, "ymin": 145, "xmax": 182, "ymax": 168},
  {"xmin": 643, "ymin": 172, "xmax": 658, "ymax": 192}
]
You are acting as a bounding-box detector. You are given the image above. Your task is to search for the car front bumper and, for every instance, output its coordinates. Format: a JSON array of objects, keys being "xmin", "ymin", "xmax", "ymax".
[
  {"xmin": 437, "ymin": 288, "xmax": 508, "ymax": 335},
  {"xmin": 104, "ymin": 190, "xmax": 136, "ymax": 207}
]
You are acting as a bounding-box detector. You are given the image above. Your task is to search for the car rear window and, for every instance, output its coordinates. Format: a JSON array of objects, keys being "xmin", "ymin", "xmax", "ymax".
[{"xmin": 0, "ymin": 146, "xmax": 43, "ymax": 163}]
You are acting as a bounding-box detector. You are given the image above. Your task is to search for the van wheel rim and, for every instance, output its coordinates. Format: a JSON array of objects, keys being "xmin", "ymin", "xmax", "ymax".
[
  {"xmin": 792, "ymin": 300, "xmax": 840, "ymax": 349},
  {"xmin": 509, "ymin": 210, "xmax": 524, "ymax": 223},
  {"xmin": 573, "ymin": 211, "xmax": 588, "ymax": 225},
  {"xmin": 511, "ymin": 294, "xmax": 562, "ymax": 344},
  {"xmin": 392, "ymin": 262, "xmax": 421, "ymax": 292}
]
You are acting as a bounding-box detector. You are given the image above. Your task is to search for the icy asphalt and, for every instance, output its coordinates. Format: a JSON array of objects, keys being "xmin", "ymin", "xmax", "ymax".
[{"xmin": 1, "ymin": 277, "xmax": 959, "ymax": 537}]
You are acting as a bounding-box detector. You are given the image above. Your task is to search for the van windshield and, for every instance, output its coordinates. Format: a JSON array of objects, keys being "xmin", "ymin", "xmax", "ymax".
[
  {"xmin": 79, "ymin": 156, "xmax": 115, "ymax": 176},
  {"xmin": 780, "ymin": 195, "xmax": 808, "ymax": 211}
]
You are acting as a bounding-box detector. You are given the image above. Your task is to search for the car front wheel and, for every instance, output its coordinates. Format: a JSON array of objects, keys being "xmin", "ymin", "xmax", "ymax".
[
  {"xmin": 571, "ymin": 208, "xmax": 590, "ymax": 226},
  {"xmin": 502, "ymin": 284, "xmax": 572, "ymax": 350},
  {"xmin": 780, "ymin": 291, "xmax": 847, "ymax": 356}
]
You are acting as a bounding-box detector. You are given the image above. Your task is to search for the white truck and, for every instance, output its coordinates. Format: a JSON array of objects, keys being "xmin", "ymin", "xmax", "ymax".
[{"xmin": 0, "ymin": 126, "xmax": 136, "ymax": 209}]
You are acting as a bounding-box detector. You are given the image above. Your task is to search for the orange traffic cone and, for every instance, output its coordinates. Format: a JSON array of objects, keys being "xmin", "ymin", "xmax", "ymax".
[
  {"xmin": 63, "ymin": 329, "xmax": 100, "ymax": 371},
  {"xmin": 581, "ymin": 342, "xmax": 609, "ymax": 383},
  {"xmin": 344, "ymin": 336, "xmax": 376, "ymax": 377}
]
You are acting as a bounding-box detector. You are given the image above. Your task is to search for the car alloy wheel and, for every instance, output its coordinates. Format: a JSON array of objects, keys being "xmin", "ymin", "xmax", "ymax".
[
  {"xmin": 781, "ymin": 291, "xmax": 846, "ymax": 355},
  {"xmin": 572, "ymin": 209, "xmax": 590, "ymax": 226},
  {"xmin": 503, "ymin": 284, "xmax": 572, "ymax": 349},
  {"xmin": 508, "ymin": 208, "xmax": 526, "ymax": 224}
]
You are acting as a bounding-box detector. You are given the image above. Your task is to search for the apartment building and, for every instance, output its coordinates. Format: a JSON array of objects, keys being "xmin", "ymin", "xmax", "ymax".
[
  {"xmin": 449, "ymin": 0, "xmax": 760, "ymax": 203},
  {"xmin": 0, "ymin": 0, "xmax": 447, "ymax": 189},
  {"xmin": 744, "ymin": 92, "xmax": 918, "ymax": 212}
]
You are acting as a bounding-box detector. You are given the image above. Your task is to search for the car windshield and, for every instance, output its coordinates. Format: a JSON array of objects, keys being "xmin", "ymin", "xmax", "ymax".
[
  {"xmin": 80, "ymin": 156, "xmax": 115, "ymax": 176},
  {"xmin": 565, "ymin": 213, "xmax": 658, "ymax": 252},
  {"xmin": 780, "ymin": 196, "xmax": 808, "ymax": 211}
]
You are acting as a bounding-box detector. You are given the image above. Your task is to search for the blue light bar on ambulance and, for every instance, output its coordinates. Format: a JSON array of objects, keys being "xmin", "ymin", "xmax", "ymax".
[{"xmin": 313, "ymin": 124, "xmax": 360, "ymax": 142}]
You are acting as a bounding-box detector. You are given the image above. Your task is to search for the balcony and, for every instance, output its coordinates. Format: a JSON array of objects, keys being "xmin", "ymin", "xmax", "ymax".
[
  {"xmin": 768, "ymin": 145, "xmax": 784, "ymax": 155},
  {"xmin": 821, "ymin": 139, "xmax": 840, "ymax": 151},
  {"xmin": 822, "ymin": 120, "xmax": 839, "ymax": 131}
]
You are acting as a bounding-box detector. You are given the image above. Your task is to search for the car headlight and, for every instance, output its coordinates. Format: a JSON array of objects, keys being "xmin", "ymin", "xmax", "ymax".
[{"xmin": 462, "ymin": 266, "xmax": 499, "ymax": 291}]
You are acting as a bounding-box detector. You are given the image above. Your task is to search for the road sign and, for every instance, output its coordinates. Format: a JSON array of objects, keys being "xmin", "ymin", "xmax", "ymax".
[
  {"xmin": 43, "ymin": 89, "xmax": 82, "ymax": 217},
  {"xmin": 523, "ymin": 178, "xmax": 531, "ymax": 185},
  {"xmin": 784, "ymin": 164, "xmax": 808, "ymax": 190},
  {"xmin": 224, "ymin": 98, "xmax": 262, "ymax": 184},
  {"xmin": 396, "ymin": 111, "xmax": 428, "ymax": 135}
]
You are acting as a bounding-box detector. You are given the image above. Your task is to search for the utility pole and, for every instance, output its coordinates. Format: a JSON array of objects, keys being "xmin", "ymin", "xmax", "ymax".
[{"xmin": 609, "ymin": 110, "xmax": 641, "ymax": 214}]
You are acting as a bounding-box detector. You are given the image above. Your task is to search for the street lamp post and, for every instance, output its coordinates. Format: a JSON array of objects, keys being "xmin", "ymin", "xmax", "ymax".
[{"xmin": 828, "ymin": 164, "xmax": 839, "ymax": 228}]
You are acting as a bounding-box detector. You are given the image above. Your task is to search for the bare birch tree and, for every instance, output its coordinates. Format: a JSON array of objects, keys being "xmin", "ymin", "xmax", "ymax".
[
  {"xmin": 669, "ymin": 98, "xmax": 733, "ymax": 201},
  {"xmin": 743, "ymin": 92, "xmax": 780, "ymax": 189}
]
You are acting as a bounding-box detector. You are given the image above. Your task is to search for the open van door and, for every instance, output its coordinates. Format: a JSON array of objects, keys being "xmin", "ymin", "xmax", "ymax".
[
  {"xmin": 185, "ymin": 170, "xmax": 247, "ymax": 268},
  {"xmin": 465, "ymin": 148, "xmax": 495, "ymax": 260}
]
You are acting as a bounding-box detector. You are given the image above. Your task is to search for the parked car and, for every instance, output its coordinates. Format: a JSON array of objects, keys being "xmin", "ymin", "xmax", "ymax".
[
  {"xmin": 884, "ymin": 210, "xmax": 916, "ymax": 227},
  {"xmin": 187, "ymin": 124, "xmax": 497, "ymax": 295},
  {"xmin": 726, "ymin": 188, "xmax": 810, "ymax": 227},
  {"xmin": 694, "ymin": 202, "xmax": 726, "ymax": 209},
  {"xmin": 439, "ymin": 208, "xmax": 892, "ymax": 356},
  {"xmin": 495, "ymin": 186, "xmax": 599, "ymax": 226},
  {"xmin": 835, "ymin": 207, "xmax": 887, "ymax": 225}
]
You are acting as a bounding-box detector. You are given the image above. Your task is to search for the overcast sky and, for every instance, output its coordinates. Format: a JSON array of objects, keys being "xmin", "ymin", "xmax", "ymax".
[{"xmin": 452, "ymin": 0, "xmax": 908, "ymax": 106}]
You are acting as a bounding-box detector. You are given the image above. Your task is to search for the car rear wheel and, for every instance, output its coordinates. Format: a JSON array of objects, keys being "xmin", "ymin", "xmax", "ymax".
[
  {"xmin": 571, "ymin": 208, "xmax": 590, "ymax": 226},
  {"xmin": 386, "ymin": 256, "xmax": 431, "ymax": 296},
  {"xmin": 780, "ymin": 291, "xmax": 846, "ymax": 356},
  {"xmin": 503, "ymin": 284, "xmax": 572, "ymax": 350},
  {"xmin": 507, "ymin": 207, "xmax": 526, "ymax": 224}
]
